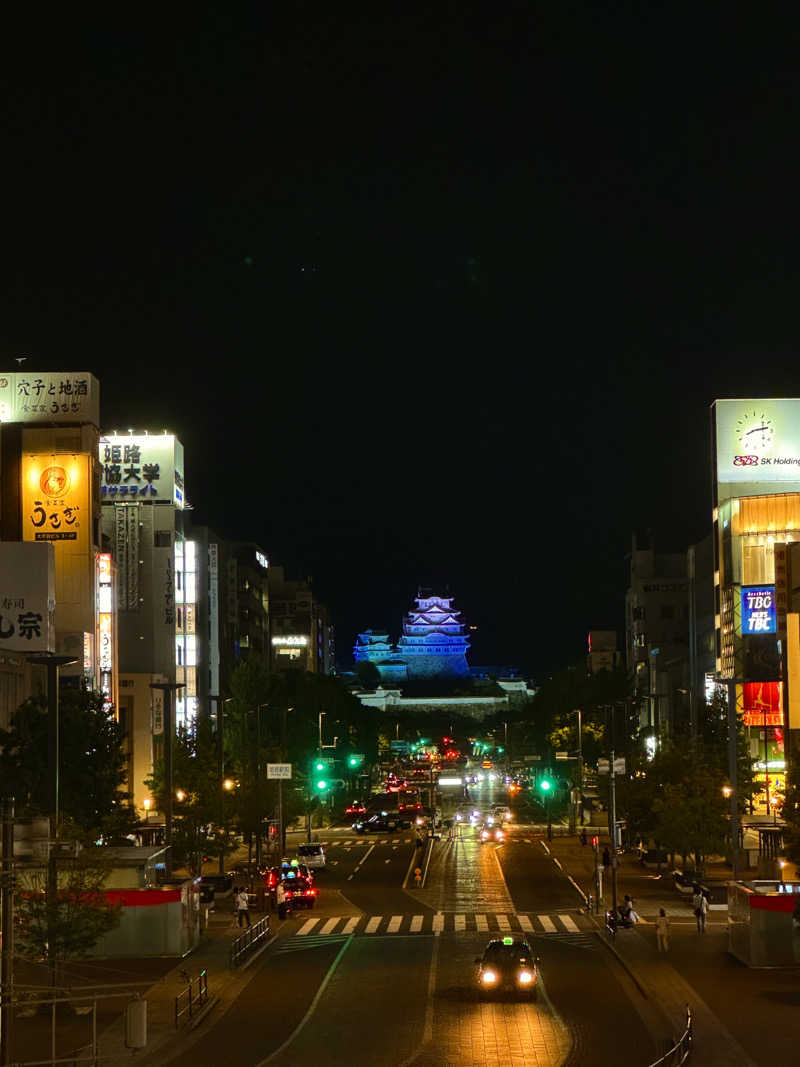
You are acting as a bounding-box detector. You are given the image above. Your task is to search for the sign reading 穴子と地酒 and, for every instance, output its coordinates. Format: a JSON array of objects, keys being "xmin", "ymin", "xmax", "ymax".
[
  {"xmin": 0, "ymin": 542, "xmax": 55, "ymax": 653},
  {"xmin": 0, "ymin": 372, "xmax": 99, "ymax": 426},
  {"xmin": 741, "ymin": 586, "xmax": 777, "ymax": 634}
]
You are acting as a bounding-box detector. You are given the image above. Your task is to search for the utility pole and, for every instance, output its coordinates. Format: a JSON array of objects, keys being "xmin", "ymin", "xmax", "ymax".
[
  {"xmin": 727, "ymin": 680, "xmax": 741, "ymax": 881},
  {"xmin": 576, "ymin": 708, "xmax": 584, "ymax": 826},
  {"xmin": 1, "ymin": 796, "xmax": 15, "ymax": 1066},
  {"xmin": 609, "ymin": 748, "xmax": 619, "ymax": 922}
]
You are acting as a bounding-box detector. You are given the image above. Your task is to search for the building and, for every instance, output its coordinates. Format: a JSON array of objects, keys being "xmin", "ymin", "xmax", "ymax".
[
  {"xmin": 0, "ymin": 371, "xmax": 109, "ymax": 725},
  {"xmin": 354, "ymin": 590, "xmax": 470, "ymax": 681},
  {"xmin": 586, "ymin": 631, "xmax": 623, "ymax": 675},
  {"xmin": 268, "ymin": 566, "xmax": 334, "ymax": 674}
]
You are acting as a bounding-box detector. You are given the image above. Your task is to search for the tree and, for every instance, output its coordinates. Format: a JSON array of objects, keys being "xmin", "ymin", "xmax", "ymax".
[
  {"xmin": 0, "ymin": 688, "xmax": 132, "ymax": 840},
  {"xmin": 354, "ymin": 660, "xmax": 381, "ymax": 691},
  {"xmin": 16, "ymin": 851, "xmax": 121, "ymax": 984}
]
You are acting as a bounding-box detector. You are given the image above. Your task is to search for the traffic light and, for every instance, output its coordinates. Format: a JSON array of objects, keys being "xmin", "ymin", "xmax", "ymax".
[
  {"xmin": 347, "ymin": 753, "xmax": 364, "ymax": 769},
  {"xmin": 313, "ymin": 778, "xmax": 328, "ymax": 793},
  {"xmin": 314, "ymin": 760, "xmax": 325, "ymax": 773},
  {"xmin": 538, "ymin": 777, "xmax": 552, "ymax": 793}
]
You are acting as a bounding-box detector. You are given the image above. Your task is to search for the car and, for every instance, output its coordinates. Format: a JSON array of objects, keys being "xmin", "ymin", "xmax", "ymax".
[
  {"xmin": 265, "ymin": 864, "xmax": 318, "ymax": 908},
  {"xmin": 345, "ymin": 800, "xmax": 367, "ymax": 816},
  {"xmin": 353, "ymin": 812, "xmax": 403, "ymax": 834},
  {"xmin": 475, "ymin": 937, "xmax": 539, "ymax": 998},
  {"xmin": 297, "ymin": 843, "xmax": 326, "ymax": 869},
  {"xmin": 282, "ymin": 874, "xmax": 317, "ymax": 910},
  {"xmin": 480, "ymin": 824, "xmax": 506, "ymax": 843},
  {"xmin": 199, "ymin": 873, "xmax": 233, "ymax": 896},
  {"xmin": 491, "ymin": 805, "xmax": 513, "ymax": 823},
  {"xmin": 265, "ymin": 861, "xmax": 314, "ymax": 895}
]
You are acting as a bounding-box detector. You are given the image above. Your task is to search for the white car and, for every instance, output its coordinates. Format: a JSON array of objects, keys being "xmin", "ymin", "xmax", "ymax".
[{"xmin": 297, "ymin": 843, "xmax": 326, "ymax": 869}]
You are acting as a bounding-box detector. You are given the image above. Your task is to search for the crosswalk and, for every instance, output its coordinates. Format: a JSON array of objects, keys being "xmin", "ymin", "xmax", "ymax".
[
  {"xmin": 285, "ymin": 912, "xmax": 587, "ymax": 938},
  {"xmin": 330, "ymin": 838, "xmax": 413, "ymax": 847}
]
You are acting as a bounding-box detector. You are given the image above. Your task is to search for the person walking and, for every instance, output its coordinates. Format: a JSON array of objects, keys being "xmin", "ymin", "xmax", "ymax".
[
  {"xmin": 602, "ymin": 846, "xmax": 611, "ymax": 870},
  {"xmin": 655, "ymin": 908, "xmax": 670, "ymax": 952},
  {"xmin": 580, "ymin": 828, "xmax": 588, "ymax": 847},
  {"xmin": 276, "ymin": 881, "xmax": 288, "ymax": 920},
  {"xmin": 236, "ymin": 886, "xmax": 251, "ymax": 927},
  {"xmin": 692, "ymin": 886, "xmax": 708, "ymax": 933}
]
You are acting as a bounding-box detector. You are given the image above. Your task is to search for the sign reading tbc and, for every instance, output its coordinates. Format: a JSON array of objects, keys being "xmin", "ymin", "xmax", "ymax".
[{"xmin": 741, "ymin": 586, "xmax": 777, "ymax": 634}]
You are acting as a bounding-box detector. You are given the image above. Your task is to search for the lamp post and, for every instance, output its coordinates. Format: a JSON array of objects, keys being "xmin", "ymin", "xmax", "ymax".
[
  {"xmin": 142, "ymin": 796, "xmax": 152, "ymax": 825},
  {"xmin": 318, "ymin": 711, "xmax": 326, "ymax": 751},
  {"xmin": 209, "ymin": 695, "xmax": 233, "ymax": 874},
  {"xmin": 574, "ymin": 708, "xmax": 584, "ymax": 826},
  {"xmin": 150, "ymin": 682, "xmax": 185, "ymax": 880},
  {"xmin": 254, "ymin": 703, "xmax": 269, "ymax": 868}
]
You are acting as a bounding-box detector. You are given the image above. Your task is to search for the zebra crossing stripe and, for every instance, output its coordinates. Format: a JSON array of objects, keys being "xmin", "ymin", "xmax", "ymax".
[
  {"xmin": 365, "ymin": 916, "xmax": 382, "ymax": 934},
  {"xmin": 342, "ymin": 917, "xmax": 359, "ymax": 935},
  {"xmin": 410, "ymin": 915, "xmax": 424, "ymax": 933},
  {"xmin": 518, "ymin": 915, "xmax": 534, "ymax": 933},
  {"xmin": 475, "ymin": 914, "xmax": 488, "ymax": 932},
  {"xmin": 320, "ymin": 918, "xmax": 340, "ymax": 935},
  {"xmin": 387, "ymin": 915, "xmax": 403, "ymax": 933},
  {"xmin": 558, "ymin": 915, "xmax": 579, "ymax": 932},
  {"xmin": 432, "ymin": 914, "xmax": 444, "ymax": 933},
  {"xmin": 297, "ymin": 918, "xmax": 319, "ymax": 936},
  {"xmin": 496, "ymin": 915, "xmax": 511, "ymax": 931},
  {"xmin": 454, "ymin": 914, "xmax": 466, "ymax": 931},
  {"xmin": 538, "ymin": 915, "xmax": 557, "ymax": 932}
]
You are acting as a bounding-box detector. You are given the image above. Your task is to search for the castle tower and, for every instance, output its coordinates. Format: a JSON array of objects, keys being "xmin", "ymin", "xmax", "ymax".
[{"xmin": 396, "ymin": 589, "xmax": 470, "ymax": 679}]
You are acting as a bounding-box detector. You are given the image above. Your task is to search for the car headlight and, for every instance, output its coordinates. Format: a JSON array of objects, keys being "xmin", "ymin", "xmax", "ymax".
[
  {"xmin": 481, "ymin": 970, "xmax": 497, "ymax": 984},
  {"xmin": 481, "ymin": 831, "xmax": 489, "ymax": 840},
  {"xmin": 518, "ymin": 969, "xmax": 534, "ymax": 984}
]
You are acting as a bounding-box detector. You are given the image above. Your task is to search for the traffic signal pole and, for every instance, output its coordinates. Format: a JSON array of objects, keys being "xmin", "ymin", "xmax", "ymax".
[{"xmin": 609, "ymin": 749, "xmax": 618, "ymax": 922}]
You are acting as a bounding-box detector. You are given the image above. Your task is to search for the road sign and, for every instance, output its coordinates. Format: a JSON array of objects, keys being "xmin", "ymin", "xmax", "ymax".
[
  {"xmin": 524, "ymin": 755, "xmax": 541, "ymax": 761},
  {"xmin": 613, "ymin": 757, "xmax": 626, "ymax": 775},
  {"xmin": 267, "ymin": 763, "xmax": 292, "ymax": 780},
  {"xmin": 597, "ymin": 757, "xmax": 626, "ymax": 776},
  {"xmin": 597, "ymin": 758, "xmax": 610, "ymax": 774},
  {"xmin": 555, "ymin": 751, "xmax": 569, "ymax": 760}
]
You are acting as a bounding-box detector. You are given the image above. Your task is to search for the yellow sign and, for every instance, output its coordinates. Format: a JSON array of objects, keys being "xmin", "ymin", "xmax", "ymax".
[{"xmin": 21, "ymin": 453, "xmax": 90, "ymax": 551}]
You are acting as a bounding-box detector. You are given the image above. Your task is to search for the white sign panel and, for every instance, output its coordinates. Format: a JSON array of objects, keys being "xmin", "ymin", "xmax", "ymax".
[
  {"xmin": 0, "ymin": 372, "xmax": 99, "ymax": 426},
  {"xmin": 0, "ymin": 542, "xmax": 56, "ymax": 652},
  {"xmin": 266, "ymin": 763, "xmax": 292, "ymax": 779},
  {"xmin": 99, "ymin": 434, "xmax": 185, "ymax": 507},
  {"xmin": 714, "ymin": 398, "xmax": 800, "ymax": 502}
]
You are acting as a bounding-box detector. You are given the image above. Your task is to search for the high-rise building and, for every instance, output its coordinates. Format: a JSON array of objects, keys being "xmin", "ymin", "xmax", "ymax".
[{"xmin": 268, "ymin": 566, "xmax": 334, "ymax": 674}]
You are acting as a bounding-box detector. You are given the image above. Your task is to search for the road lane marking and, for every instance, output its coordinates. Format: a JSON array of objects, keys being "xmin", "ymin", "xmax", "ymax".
[
  {"xmin": 342, "ymin": 917, "xmax": 359, "ymax": 934},
  {"xmin": 365, "ymin": 916, "xmax": 382, "ymax": 933},
  {"xmin": 392, "ymin": 839, "xmax": 400, "ymax": 844},
  {"xmin": 558, "ymin": 914, "xmax": 579, "ymax": 932},
  {"xmin": 541, "ymin": 842, "xmax": 551, "ymax": 855},
  {"xmin": 553, "ymin": 858, "xmax": 563, "ymax": 870},
  {"xmin": 475, "ymin": 914, "xmax": 488, "ymax": 932},
  {"xmin": 388, "ymin": 915, "xmax": 403, "ymax": 933},
  {"xmin": 346, "ymin": 874, "xmax": 353, "ymax": 880},
  {"xmin": 496, "ymin": 914, "xmax": 511, "ymax": 931},
  {"xmin": 353, "ymin": 843, "xmax": 375, "ymax": 873},
  {"xmin": 410, "ymin": 914, "xmax": 424, "ymax": 933},
  {"xmin": 432, "ymin": 913, "xmax": 444, "ymax": 933},
  {"xmin": 320, "ymin": 918, "xmax": 340, "ymax": 935},
  {"xmin": 399, "ymin": 925, "xmax": 440, "ymax": 1067},
  {"xmin": 258, "ymin": 935, "xmax": 353, "ymax": 1065},
  {"xmin": 297, "ymin": 918, "xmax": 319, "ymax": 935},
  {"xmin": 454, "ymin": 914, "xmax": 466, "ymax": 931},
  {"xmin": 518, "ymin": 915, "xmax": 534, "ymax": 932},
  {"xmin": 538, "ymin": 915, "xmax": 557, "ymax": 932},
  {"xmin": 385, "ymin": 859, "xmax": 391, "ymax": 864}
]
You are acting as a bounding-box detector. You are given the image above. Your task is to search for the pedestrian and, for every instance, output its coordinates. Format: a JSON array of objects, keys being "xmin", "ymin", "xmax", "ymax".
[
  {"xmin": 276, "ymin": 881, "xmax": 288, "ymax": 920},
  {"xmin": 692, "ymin": 886, "xmax": 708, "ymax": 933},
  {"xmin": 580, "ymin": 828, "xmax": 587, "ymax": 847},
  {"xmin": 655, "ymin": 908, "xmax": 670, "ymax": 952},
  {"xmin": 602, "ymin": 846, "xmax": 611, "ymax": 869},
  {"xmin": 236, "ymin": 887, "xmax": 251, "ymax": 928}
]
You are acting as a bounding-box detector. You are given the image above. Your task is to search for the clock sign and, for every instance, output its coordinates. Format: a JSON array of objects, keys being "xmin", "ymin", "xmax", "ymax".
[{"xmin": 736, "ymin": 410, "xmax": 774, "ymax": 454}]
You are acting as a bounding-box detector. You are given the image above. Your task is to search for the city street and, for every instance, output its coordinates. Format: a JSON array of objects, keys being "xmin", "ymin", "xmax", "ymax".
[{"xmin": 162, "ymin": 781, "xmax": 658, "ymax": 1067}]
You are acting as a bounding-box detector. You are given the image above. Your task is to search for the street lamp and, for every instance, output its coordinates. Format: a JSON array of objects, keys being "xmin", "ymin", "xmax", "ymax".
[
  {"xmin": 143, "ymin": 797, "xmax": 152, "ymax": 824},
  {"xmin": 722, "ymin": 785, "xmax": 732, "ymax": 800},
  {"xmin": 779, "ymin": 859, "xmax": 786, "ymax": 884},
  {"xmin": 175, "ymin": 789, "xmax": 186, "ymax": 803},
  {"xmin": 223, "ymin": 778, "xmax": 235, "ymax": 792}
]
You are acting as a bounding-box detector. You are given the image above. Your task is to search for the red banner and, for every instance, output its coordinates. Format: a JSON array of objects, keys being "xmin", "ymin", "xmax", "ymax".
[{"xmin": 742, "ymin": 681, "xmax": 783, "ymax": 727}]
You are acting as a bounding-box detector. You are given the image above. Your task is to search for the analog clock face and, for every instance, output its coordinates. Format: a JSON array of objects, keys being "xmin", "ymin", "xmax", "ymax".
[{"xmin": 736, "ymin": 410, "xmax": 774, "ymax": 454}]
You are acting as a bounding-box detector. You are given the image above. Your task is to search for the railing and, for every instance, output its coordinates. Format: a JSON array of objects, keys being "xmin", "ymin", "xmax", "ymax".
[
  {"xmin": 647, "ymin": 1006, "xmax": 693, "ymax": 1066},
  {"xmin": 174, "ymin": 968, "xmax": 209, "ymax": 1028},
  {"xmin": 230, "ymin": 913, "xmax": 271, "ymax": 968}
]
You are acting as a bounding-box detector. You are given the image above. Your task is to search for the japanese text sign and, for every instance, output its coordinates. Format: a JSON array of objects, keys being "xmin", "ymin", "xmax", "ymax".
[
  {"xmin": 741, "ymin": 586, "xmax": 777, "ymax": 634},
  {"xmin": 0, "ymin": 542, "xmax": 55, "ymax": 652},
  {"xmin": 0, "ymin": 372, "xmax": 99, "ymax": 426},
  {"xmin": 98, "ymin": 434, "xmax": 184, "ymax": 507},
  {"xmin": 22, "ymin": 453, "xmax": 90, "ymax": 554}
]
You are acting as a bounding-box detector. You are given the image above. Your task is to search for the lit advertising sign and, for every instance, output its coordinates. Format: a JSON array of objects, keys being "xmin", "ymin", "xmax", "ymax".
[
  {"xmin": 742, "ymin": 681, "xmax": 783, "ymax": 727},
  {"xmin": 0, "ymin": 372, "xmax": 99, "ymax": 426},
  {"xmin": 271, "ymin": 635, "xmax": 308, "ymax": 646},
  {"xmin": 0, "ymin": 542, "xmax": 55, "ymax": 653},
  {"xmin": 714, "ymin": 398, "xmax": 800, "ymax": 501},
  {"xmin": 99, "ymin": 434, "xmax": 185, "ymax": 508},
  {"xmin": 255, "ymin": 550, "xmax": 268, "ymax": 570},
  {"xmin": 97, "ymin": 552, "xmax": 114, "ymax": 712},
  {"xmin": 741, "ymin": 586, "xmax": 776, "ymax": 634},
  {"xmin": 22, "ymin": 453, "xmax": 90, "ymax": 552}
]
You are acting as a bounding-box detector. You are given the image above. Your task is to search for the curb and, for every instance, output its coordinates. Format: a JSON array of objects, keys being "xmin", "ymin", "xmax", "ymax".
[{"xmin": 591, "ymin": 924, "xmax": 649, "ymax": 1000}]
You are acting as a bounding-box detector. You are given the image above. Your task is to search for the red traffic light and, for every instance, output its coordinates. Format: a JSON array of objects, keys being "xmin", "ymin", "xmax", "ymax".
[{"xmin": 591, "ymin": 836, "xmax": 599, "ymax": 848}]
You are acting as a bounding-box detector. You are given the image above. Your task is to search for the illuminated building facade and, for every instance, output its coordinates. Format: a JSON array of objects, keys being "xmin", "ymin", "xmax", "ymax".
[
  {"xmin": 354, "ymin": 590, "xmax": 470, "ymax": 681},
  {"xmin": 712, "ymin": 398, "xmax": 800, "ymax": 805},
  {"xmin": 268, "ymin": 566, "xmax": 334, "ymax": 673}
]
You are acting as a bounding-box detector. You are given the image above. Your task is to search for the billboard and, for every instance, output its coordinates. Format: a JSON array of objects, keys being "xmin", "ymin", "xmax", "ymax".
[
  {"xmin": 742, "ymin": 681, "xmax": 782, "ymax": 727},
  {"xmin": 0, "ymin": 542, "xmax": 55, "ymax": 653},
  {"xmin": 714, "ymin": 398, "xmax": 800, "ymax": 501},
  {"xmin": 22, "ymin": 453, "xmax": 91, "ymax": 553},
  {"xmin": 99, "ymin": 434, "xmax": 185, "ymax": 507},
  {"xmin": 741, "ymin": 586, "xmax": 776, "ymax": 634},
  {"xmin": 0, "ymin": 372, "xmax": 99, "ymax": 426}
]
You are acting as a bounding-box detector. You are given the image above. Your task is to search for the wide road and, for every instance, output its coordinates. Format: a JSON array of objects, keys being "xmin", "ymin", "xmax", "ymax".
[{"xmin": 165, "ymin": 785, "xmax": 660, "ymax": 1066}]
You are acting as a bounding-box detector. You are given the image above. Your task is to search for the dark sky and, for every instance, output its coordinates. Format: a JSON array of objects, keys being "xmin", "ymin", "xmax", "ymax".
[{"xmin": 4, "ymin": 6, "xmax": 800, "ymax": 677}]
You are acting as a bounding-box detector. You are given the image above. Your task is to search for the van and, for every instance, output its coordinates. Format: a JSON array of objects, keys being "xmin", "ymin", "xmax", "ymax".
[{"xmin": 297, "ymin": 843, "xmax": 326, "ymax": 869}]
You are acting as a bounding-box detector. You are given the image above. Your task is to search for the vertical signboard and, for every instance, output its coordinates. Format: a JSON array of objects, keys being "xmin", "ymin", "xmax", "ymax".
[
  {"xmin": 208, "ymin": 543, "xmax": 220, "ymax": 700},
  {"xmin": 96, "ymin": 552, "xmax": 114, "ymax": 712},
  {"xmin": 22, "ymin": 454, "xmax": 90, "ymax": 553},
  {"xmin": 0, "ymin": 542, "xmax": 55, "ymax": 652},
  {"xmin": 741, "ymin": 586, "xmax": 777, "ymax": 634}
]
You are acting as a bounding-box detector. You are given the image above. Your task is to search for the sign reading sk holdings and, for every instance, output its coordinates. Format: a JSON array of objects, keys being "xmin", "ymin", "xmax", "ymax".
[{"xmin": 741, "ymin": 586, "xmax": 777, "ymax": 634}]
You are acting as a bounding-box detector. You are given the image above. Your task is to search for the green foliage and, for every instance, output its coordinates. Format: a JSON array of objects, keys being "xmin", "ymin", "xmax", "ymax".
[
  {"xmin": 0, "ymin": 689, "xmax": 131, "ymax": 840},
  {"xmin": 782, "ymin": 757, "xmax": 800, "ymax": 867},
  {"xmin": 354, "ymin": 660, "xmax": 381, "ymax": 690},
  {"xmin": 16, "ymin": 852, "xmax": 121, "ymax": 968}
]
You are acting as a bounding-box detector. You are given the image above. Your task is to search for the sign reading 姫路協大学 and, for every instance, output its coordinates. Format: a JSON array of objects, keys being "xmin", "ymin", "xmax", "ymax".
[
  {"xmin": 714, "ymin": 398, "xmax": 800, "ymax": 502},
  {"xmin": 0, "ymin": 372, "xmax": 99, "ymax": 426},
  {"xmin": 0, "ymin": 543, "xmax": 56, "ymax": 653},
  {"xmin": 98, "ymin": 434, "xmax": 185, "ymax": 507},
  {"xmin": 741, "ymin": 586, "xmax": 777, "ymax": 634}
]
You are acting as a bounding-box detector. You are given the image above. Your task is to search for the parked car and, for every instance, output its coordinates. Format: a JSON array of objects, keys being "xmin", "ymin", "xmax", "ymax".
[{"xmin": 297, "ymin": 843, "xmax": 326, "ymax": 869}]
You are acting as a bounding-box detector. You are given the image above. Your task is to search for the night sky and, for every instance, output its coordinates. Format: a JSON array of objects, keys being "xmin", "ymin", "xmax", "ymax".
[{"xmin": 4, "ymin": 7, "xmax": 800, "ymax": 677}]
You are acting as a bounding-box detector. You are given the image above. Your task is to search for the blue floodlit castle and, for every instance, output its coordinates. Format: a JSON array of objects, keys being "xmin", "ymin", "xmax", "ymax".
[{"xmin": 354, "ymin": 590, "xmax": 470, "ymax": 681}]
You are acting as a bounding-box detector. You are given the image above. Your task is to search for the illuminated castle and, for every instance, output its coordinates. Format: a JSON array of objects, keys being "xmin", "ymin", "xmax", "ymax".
[{"xmin": 354, "ymin": 590, "xmax": 470, "ymax": 680}]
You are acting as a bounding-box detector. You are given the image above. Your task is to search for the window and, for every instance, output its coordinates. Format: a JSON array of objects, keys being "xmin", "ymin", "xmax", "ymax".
[
  {"xmin": 632, "ymin": 606, "xmax": 645, "ymax": 621},
  {"xmin": 660, "ymin": 604, "xmax": 675, "ymax": 620},
  {"xmin": 154, "ymin": 530, "xmax": 171, "ymax": 548}
]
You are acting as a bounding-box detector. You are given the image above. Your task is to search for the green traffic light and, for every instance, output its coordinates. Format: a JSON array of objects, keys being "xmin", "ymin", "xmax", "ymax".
[
  {"xmin": 315, "ymin": 761, "xmax": 325, "ymax": 771},
  {"xmin": 539, "ymin": 778, "xmax": 552, "ymax": 792},
  {"xmin": 349, "ymin": 757, "xmax": 358, "ymax": 767},
  {"xmin": 316, "ymin": 779, "xmax": 327, "ymax": 791}
]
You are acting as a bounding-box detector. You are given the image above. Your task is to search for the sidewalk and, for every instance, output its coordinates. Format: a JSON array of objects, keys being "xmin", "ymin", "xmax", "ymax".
[{"xmin": 546, "ymin": 834, "xmax": 759, "ymax": 1067}]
